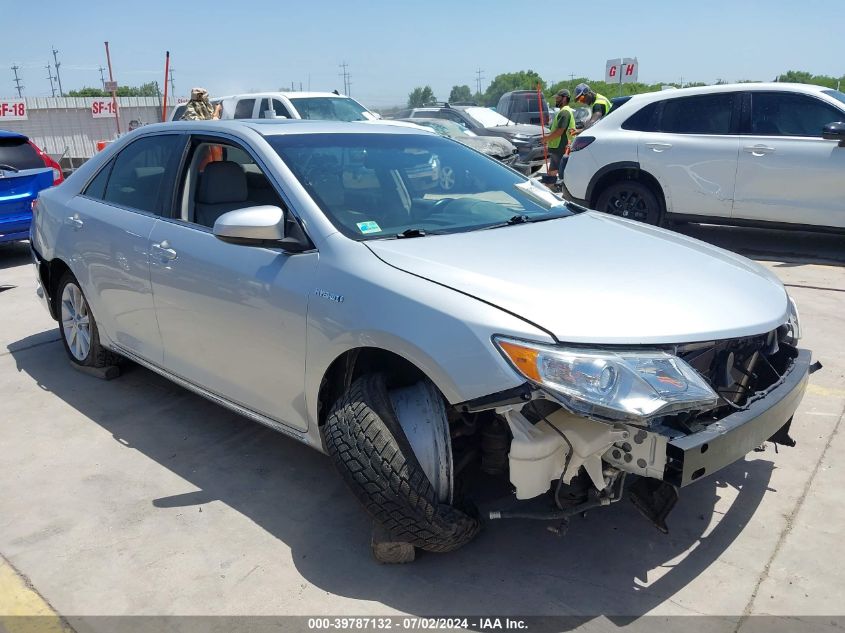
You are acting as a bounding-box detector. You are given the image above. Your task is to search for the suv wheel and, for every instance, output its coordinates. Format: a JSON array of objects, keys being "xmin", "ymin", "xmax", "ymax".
[
  {"xmin": 323, "ymin": 373, "xmax": 481, "ymax": 555},
  {"xmin": 57, "ymin": 272, "xmax": 117, "ymax": 367},
  {"xmin": 596, "ymin": 181, "xmax": 662, "ymax": 225}
]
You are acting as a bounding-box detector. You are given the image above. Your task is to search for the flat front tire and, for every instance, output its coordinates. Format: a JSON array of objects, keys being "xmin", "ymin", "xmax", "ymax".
[{"xmin": 323, "ymin": 373, "xmax": 481, "ymax": 553}]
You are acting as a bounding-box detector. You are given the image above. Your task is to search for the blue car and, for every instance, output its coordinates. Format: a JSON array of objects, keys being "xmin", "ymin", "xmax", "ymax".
[{"xmin": 1, "ymin": 130, "xmax": 60, "ymax": 244}]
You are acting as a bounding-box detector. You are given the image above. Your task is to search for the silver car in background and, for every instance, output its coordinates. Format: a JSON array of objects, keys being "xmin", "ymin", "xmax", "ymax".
[{"xmin": 30, "ymin": 120, "xmax": 811, "ymax": 559}]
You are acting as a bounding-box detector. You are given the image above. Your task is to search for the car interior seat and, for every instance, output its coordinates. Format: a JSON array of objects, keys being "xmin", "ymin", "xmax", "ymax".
[{"xmin": 194, "ymin": 161, "xmax": 251, "ymax": 228}]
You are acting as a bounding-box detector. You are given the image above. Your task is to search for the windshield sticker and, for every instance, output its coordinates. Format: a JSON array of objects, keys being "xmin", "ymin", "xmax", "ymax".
[{"xmin": 356, "ymin": 221, "xmax": 382, "ymax": 234}]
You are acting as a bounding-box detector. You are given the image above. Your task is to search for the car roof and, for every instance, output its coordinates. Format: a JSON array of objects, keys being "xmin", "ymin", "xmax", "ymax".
[
  {"xmin": 217, "ymin": 91, "xmax": 354, "ymax": 101},
  {"xmin": 145, "ymin": 119, "xmax": 434, "ymax": 138},
  {"xmin": 0, "ymin": 130, "xmax": 28, "ymax": 140},
  {"xmin": 623, "ymin": 82, "xmax": 836, "ymax": 107}
]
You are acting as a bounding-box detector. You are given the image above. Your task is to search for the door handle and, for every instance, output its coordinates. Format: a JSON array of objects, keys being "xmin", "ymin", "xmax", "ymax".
[
  {"xmin": 65, "ymin": 215, "xmax": 83, "ymax": 230},
  {"xmin": 743, "ymin": 145, "xmax": 775, "ymax": 156},
  {"xmin": 645, "ymin": 142, "xmax": 672, "ymax": 152},
  {"xmin": 151, "ymin": 241, "xmax": 177, "ymax": 261}
]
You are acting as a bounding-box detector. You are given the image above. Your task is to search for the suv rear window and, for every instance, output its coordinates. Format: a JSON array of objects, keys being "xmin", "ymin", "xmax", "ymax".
[
  {"xmin": 659, "ymin": 93, "xmax": 736, "ymax": 135},
  {"xmin": 0, "ymin": 137, "xmax": 43, "ymax": 170}
]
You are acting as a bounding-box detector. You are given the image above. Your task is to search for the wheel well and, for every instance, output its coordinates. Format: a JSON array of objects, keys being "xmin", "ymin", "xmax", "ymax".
[
  {"xmin": 43, "ymin": 258, "xmax": 71, "ymax": 320},
  {"xmin": 317, "ymin": 348, "xmax": 428, "ymax": 427},
  {"xmin": 589, "ymin": 168, "xmax": 666, "ymax": 214}
]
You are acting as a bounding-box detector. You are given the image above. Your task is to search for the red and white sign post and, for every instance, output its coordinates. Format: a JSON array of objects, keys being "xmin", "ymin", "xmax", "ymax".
[{"xmin": 0, "ymin": 99, "xmax": 27, "ymax": 121}]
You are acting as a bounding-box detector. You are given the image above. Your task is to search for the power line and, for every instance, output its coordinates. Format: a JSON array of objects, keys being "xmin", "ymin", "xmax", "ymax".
[
  {"xmin": 339, "ymin": 62, "xmax": 350, "ymax": 95},
  {"xmin": 11, "ymin": 65, "xmax": 24, "ymax": 98},
  {"xmin": 46, "ymin": 63, "xmax": 57, "ymax": 97},
  {"xmin": 52, "ymin": 47, "xmax": 64, "ymax": 96},
  {"xmin": 475, "ymin": 68, "xmax": 485, "ymax": 95}
]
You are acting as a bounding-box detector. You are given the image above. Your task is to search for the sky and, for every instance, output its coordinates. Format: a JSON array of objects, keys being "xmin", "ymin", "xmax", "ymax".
[{"xmin": 2, "ymin": 0, "xmax": 843, "ymax": 107}]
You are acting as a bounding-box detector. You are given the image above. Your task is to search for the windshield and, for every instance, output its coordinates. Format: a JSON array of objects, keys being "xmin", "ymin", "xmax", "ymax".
[
  {"xmin": 822, "ymin": 89, "xmax": 845, "ymax": 107},
  {"xmin": 464, "ymin": 107, "xmax": 514, "ymax": 127},
  {"xmin": 268, "ymin": 133, "xmax": 571, "ymax": 240},
  {"xmin": 289, "ymin": 96, "xmax": 370, "ymax": 122},
  {"xmin": 415, "ymin": 119, "xmax": 474, "ymax": 138}
]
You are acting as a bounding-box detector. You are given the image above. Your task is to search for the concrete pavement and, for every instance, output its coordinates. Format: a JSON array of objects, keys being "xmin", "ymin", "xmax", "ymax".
[{"xmin": 0, "ymin": 225, "xmax": 843, "ymax": 627}]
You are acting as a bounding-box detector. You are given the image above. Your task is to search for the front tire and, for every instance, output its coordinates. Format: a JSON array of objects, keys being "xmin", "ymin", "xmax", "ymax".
[
  {"xmin": 323, "ymin": 373, "xmax": 481, "ymax": 553},
  {"xmin": 596, "ymin": 180, "xmax": 662, "ymax": 225},
  {"xmin": 57, "ymin": 272, "xmax": 115, "ymax": 367}
]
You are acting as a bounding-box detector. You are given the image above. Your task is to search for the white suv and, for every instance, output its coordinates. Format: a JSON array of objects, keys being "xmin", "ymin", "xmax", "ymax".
[
  {"xmin": 562, "ymin": 83, "xmax": 845, "ymax": 230},
  {"xmin": 171, "ymin": 91, "xmax": 379, "ymax": 122}
]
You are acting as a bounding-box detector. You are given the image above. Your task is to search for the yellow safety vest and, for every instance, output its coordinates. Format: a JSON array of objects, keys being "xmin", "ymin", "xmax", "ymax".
[
  {"xmin": 548, "ymin": 106, "xmax": 576, "ymax": 149},
  {"xmin": 593, "ymin": 93, "xmax": 612, "ymax": 117}
]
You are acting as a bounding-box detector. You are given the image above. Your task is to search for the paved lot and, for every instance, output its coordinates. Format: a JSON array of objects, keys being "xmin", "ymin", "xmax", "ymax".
[{"xmin": 1, "ymin": 225, "xmax": 844, "ymax": 628}]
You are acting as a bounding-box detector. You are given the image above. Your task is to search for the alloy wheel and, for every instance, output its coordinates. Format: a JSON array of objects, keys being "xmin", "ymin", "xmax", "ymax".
[
  {"xmin": 605, "ymin": 189, "xmax": 657, "ymax": 224},
  {"xmin": 439, "ymin": 166, "xmax": 456, "ymax": 191},
  {"xmin": 61, "ymin": 283, "xmax": 91, "ymax": 361}
]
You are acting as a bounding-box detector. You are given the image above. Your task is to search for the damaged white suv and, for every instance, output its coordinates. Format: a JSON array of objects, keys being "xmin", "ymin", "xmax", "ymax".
[{"xmin": 30, "ymin": 120, "xmax": 811, "ymax": 560}]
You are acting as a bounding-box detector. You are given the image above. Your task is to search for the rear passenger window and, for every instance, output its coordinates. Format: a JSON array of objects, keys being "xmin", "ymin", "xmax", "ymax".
[
  {"xmin": 102, "ymin": 135, "xmax": 182, "ymax": 214},
  {"xmin": 83, "ymin": 159, "xmax": 113, "ymax": 199},
  {"xmin": 622, "ymin": 102, "xmax": 659, "ymax": 131},
  {"xmin": 659, "ymin": 94, "xmax": 736, "ymax": 135},
  {"xmin": 234, "ymin": 99, "xmax": 256, "ymax": 119}
]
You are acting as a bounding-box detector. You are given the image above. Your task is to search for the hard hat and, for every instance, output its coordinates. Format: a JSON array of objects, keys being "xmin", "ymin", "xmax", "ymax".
[{"xmin": 574, "ymin": 83, "xmax": 590, "ymax": 98}]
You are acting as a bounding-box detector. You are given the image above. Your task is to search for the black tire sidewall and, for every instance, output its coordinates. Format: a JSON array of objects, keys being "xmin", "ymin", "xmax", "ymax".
[
  {"xmin": 597, "ymin": 181, "xmax": 662, "ymax": 226},
  {"xmin": 324, "ymin": 374, "xmax": 481, "ymax": 553}
]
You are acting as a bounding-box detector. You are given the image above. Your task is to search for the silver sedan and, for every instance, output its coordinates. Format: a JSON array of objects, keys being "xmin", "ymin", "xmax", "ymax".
[{"xmin": 31, "ymin": 120, "xmax": 811, "ymax": 560}]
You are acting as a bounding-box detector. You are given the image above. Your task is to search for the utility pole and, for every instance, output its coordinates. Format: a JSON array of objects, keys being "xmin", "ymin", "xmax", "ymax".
[
  {"xmin": 99, "ymin": 66, "xmax": 106, "ymax": 90},
  {"xmin": 339, "ymin": 62, "xmax": 350, "ymax": 95},
  {"xmin": 52, "ymin": 47, "xmax": 64, "ymax": 96},
  {"xmin": 169, "ymin": 67, "xmax": 176, "ymax": 98},
  {"xmin": 475, "ymin": 68, "xmax": 485, "ymax": 96},
  {"xmin": 46, "ymin": 63, "xmax": 57, "ymax": 97},
  {"xmin": 11, "ymin": 65, "xmax": 24, "ymax": 97}
]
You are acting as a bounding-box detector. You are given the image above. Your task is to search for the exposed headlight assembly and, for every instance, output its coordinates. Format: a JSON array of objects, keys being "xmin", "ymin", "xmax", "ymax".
[
  {"xmin": 785, "ymin": 295, "xmax": 801, "ymax": 343},
  {"xmin": 494, "ymin": 337, "xmax": 718, "ymax": 423}
]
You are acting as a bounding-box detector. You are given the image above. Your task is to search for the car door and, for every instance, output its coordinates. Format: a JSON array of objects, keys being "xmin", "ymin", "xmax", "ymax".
[
  {"xmin": 147, "ymin": 134, "xmax": 318, "ymax": 432},
  {"xmin": 732, "ymin": 91, "xmax": 845, "ymax": 228},
  {"xmin": 637, "ymin": 92, "xmax": 741, "ymax": 218},
  {"xmin": 65, "ymin": 133, "xmax": 185, "ymax": 363}
]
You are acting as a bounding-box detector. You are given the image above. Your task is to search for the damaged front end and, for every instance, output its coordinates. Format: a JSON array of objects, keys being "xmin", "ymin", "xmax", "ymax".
[{"xmin": 460, "ymin": 313, "xmax": 813, "ymax": 534}]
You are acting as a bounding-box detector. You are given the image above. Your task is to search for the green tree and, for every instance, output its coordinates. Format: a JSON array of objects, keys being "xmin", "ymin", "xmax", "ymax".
[
  {"xmin": 408, "ymin": 85, "xmax": 437, "ymax": 108},
  {"xmin": 448, "ymin": 84, "xmax": 473, "ymax": 103},
  {"xmin": 482, "ymin": 70, "xmax": 545, "ymax": 107},
  {"xmin": 68, "ymin": 82, "xmax": 160, "ymax": 98},
  {"xmin": 776, "ymin": 70, "xmax": 842, "ymax": 89},
  {"xmin": 67, "ymin": 87, "xmax": 108, "ymax": 97}
]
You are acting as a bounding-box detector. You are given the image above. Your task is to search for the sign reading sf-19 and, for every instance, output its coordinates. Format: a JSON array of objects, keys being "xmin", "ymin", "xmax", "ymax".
[{"xmin": 92, "ymin": 100, "xmax": 119, "ymax": 118}]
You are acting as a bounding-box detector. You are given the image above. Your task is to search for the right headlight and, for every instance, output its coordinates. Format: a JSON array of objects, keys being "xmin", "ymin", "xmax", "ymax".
[
  {"xmin": 494, "ymin": 337, "xmax": 718, "ymax": 423},
  {"xmin": 785, "ymin": 295, "xmax": 801, "ymax": 343}
]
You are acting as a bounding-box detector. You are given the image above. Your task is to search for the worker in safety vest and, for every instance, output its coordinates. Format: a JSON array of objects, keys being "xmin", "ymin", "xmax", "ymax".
[
  {"xmin": 574, "ymin": 83, "xmax": 612, "ymax": 130},
  {"xmin": 545, "ymin": 89, "xmax": 577, "ymax": 177}
]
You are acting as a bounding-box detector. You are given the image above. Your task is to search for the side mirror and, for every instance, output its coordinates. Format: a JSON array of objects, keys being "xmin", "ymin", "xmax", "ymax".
[
  {"xmin": 213, "ymin": 205, "xmax": 311, "ymax": 252},
  {"xmin": 822, "ymin": 121, "xmax": 845, "ymax": 147},
  {"xmin": 263, "ymin": 110, "xmax": 277, "ymax": 119}
]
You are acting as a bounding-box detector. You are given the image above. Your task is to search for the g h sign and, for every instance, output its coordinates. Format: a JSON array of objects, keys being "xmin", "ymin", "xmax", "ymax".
[{"xmin": 605, "ymin": 58, "xmax": 639, "ymax": 84}]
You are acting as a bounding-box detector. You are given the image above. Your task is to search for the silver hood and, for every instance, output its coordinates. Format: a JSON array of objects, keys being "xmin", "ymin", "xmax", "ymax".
[{"xmin": 366, "ymin": 212, "xmax": 789, "ymax": 345}]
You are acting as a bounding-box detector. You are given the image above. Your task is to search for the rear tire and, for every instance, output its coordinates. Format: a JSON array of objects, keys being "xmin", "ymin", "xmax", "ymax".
[
  {"xmin": 323, "ymin": 373, "xmax": 481, "ymax": 553},
  {"xmin": 56, "ymin": 272, "xmax": 117, "ymax": 368},
  {"xmin": 596, "ymin": 180, "xmax": 662, "ymax": 225}
]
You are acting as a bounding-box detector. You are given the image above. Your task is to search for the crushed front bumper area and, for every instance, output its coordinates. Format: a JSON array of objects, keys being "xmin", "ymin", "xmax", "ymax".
[
  {"xmin": 664, "ymin": 348, "xmax": 810, "ymax": 486},
  {"xmin": 604, "ymin": 348, "xmax": 811, "ymax": 487}
]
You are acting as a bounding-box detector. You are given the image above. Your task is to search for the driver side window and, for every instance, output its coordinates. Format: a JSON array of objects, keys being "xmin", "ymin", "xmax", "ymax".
[{"xmin": 179, "ymin": 139, "xmax": 287, "ymax": 229}]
